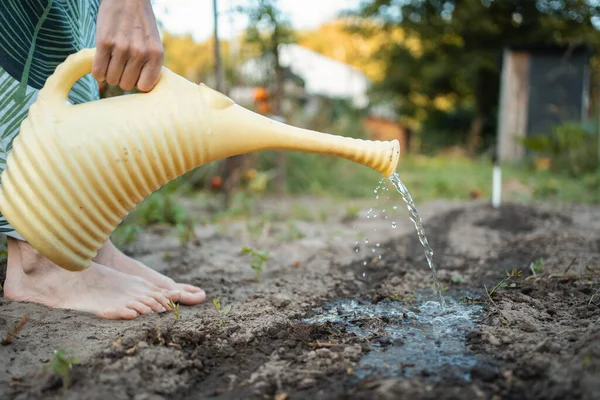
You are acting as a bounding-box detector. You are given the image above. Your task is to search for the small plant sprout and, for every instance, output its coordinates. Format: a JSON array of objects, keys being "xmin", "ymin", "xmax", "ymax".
[
  {"xmin": 451, "ymin": 272, "xmax": 465, "ymax": 284},
  {"xmin": 484, "ymin": 268, "xmax": 523, "ymax": 326},
  {"xmin": 50, "ymin": 349, "xmax": 79, "ymax": 390},
  {"xmin": 213, "ymin": 298, "xmax": 232, "ymax": 315},
  {"xmin": 486, "ymin": 268, "xmax": 523, "ymax": 298},
  {"xmin": 529, "ymin": 258, "xmax": 544, "ymax": 275},
  {"xmin": 241, "ymin": 247, "xmax": 269, "ymax": 281},
  {"xmin": 168, "ymin": 299, "xmax": 181, "ymax": 319},
  {"xmin": 213, "ymin": 298, "xmax": 232, "ymax": 326}
]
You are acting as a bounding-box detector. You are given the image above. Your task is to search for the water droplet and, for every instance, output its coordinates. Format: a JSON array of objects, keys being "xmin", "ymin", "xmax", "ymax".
[
  {"xmin": 376, "ymin": 243, "xmax": 380, "ymax": 247},
  {"xmin": 375, "ymin": 195, "xmax": 379, "ymax": 200},
  {"xmin": 364, "ymin": 238, "xmax": 369, "ymax": 244},
  {"xmin": 373, "ymin": 189, "xmax": 378, "ymax": 193},
  {"xmin": 378, "ymin": 255, "xmax": 382, "ymax": 260},
  {"xmin": 371, "ymin": 248, "xmax": 376, "ymax": 253},
  {"xmin": 393, "ymin": 205, "xmax": 398, "ymax": 210},
  {"xmin": 362, "ymin": 272, "xmax": 366, "ymax": 278},
  {"xmin": 392, "ymin": 221, "xmax": 397, "ymax": 228},
  {"xmin": 373, "ymin": 214, "xmax": 378, "ymax": 218},
  {"xmin": 355, "ymin": 248, "xmax": 359, "ymax": 253},
  {"xmin": 363, "ymin": 261, "xmax": 367, "ymax": 266}
]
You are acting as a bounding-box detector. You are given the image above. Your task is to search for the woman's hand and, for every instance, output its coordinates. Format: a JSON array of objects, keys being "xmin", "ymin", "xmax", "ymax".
[{"xmin": 92, "ymin": 0, "xmax": 163, "ymax": 92}]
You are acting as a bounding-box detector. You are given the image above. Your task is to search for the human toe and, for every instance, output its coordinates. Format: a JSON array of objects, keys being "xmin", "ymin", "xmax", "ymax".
[
  {"xmin": 99, "ymin": 307, "xmax": 139, "ymax": 320},
  {"xmin": 178, "ymin": 288, "xmax": 206, "ymax": 305},
  {"xmin": 181, "ymin": 283, "xmax": 203, "ymax": 293},
  {"xmin": 139, "ymin": 296, "xmax": 167, "ymax": 313},
  {"xmin": 127, "ymin": 301, "xmax": 153, "ymax": 315}
]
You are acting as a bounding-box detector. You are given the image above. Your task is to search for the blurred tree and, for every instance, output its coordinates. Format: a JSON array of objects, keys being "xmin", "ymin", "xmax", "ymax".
[
  {"xmin": 297, "ymin": 19, "xmax": 412, "ymax": 81},
  {"xmin": 353, "ymin": 0, "xmax": 600, "ymax": 154},
  {"xmin": 238, "ymin": 0, "xmax": 297, "ymax": 194}
]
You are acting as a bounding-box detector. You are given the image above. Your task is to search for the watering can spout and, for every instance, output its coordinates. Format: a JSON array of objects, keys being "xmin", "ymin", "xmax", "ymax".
[
  {"xmin": 0, "ymin": 47, "xmax": 401, "ymax": 271},
  {"xmin": 199, "ymin": 84, "xmax": 400, "ymax": 178}
]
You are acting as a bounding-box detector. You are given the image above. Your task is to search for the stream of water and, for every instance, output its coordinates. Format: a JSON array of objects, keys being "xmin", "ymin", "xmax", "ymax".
[{"xmin": 388, "ymin": 172, "xmax": 447, "ymax": 309}]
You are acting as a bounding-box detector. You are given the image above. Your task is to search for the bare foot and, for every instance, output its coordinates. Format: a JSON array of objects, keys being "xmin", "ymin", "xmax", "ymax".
[
  {"xmin": 3, "ymin": 238, "xmax": 182, "ymax": 320},
  {"xmin": 94, "ymin": 239, "xmax": 206, "ymax": 306}
]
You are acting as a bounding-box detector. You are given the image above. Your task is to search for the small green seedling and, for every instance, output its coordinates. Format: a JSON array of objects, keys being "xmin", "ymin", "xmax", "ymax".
[
  {"xmin": 50, "ymin": 349, "xmax": 79, "ymax": 390},
  {"xmin": 451, "ymin": 272, "xmax": 465, "ymax": 284},
  {"xmin": 529, "ymin": 258, "xmax": 544, "ymax": 275},
  {"xmin": 486, "ymin": 268, "xmax": 523, "ymax": 297},
  {"xmin": 176, "ymin": 219, "xmax": 196, "ymax": 245},
  {"xmin": 241, "ymin": 247, "xmax": 269, "ymax": 281},
  {"xmin": 213, "ymin": 298, "xmax": 232, "ymax": 326},
  {"xmin": 168, "ymin": 299, "xmax": 181, "ymax": 319},
  {"xmin": 484, "ymin": 268, "xmax": 523, "ymax": 326},
  {"xmin": 213, "ymin": 298, "xmax": 232, "ymax": 315}
]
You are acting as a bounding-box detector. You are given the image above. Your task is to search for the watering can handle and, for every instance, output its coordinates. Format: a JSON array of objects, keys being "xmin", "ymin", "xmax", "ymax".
[{"xmin": 39, "ymin": 47, "xmax": 161, "ymax": 105}]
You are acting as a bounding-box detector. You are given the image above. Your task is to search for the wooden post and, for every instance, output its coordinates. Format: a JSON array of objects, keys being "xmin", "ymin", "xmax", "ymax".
[{"xmin": 497, "ymin": 49, "xmax": 530, "ymax": 163}]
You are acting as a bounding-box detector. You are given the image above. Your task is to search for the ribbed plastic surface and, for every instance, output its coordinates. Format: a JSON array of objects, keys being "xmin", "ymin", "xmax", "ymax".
[{"xmin": 0, "ymin": 48, "xmax": 400, "ymax": 271}]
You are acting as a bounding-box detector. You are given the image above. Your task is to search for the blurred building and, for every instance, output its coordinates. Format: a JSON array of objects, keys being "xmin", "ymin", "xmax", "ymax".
[
  {"xmin": 496, "ymin": 44, "xmax": 592, "ymax": 162},
  {"xmin": 230, "ymin": 44, "xmax": 410, "ymax": 152}
]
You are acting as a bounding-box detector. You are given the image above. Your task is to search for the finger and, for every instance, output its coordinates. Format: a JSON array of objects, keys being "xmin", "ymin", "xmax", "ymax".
[
  {"xmin": 119, "ymin": 57, "xmax": 144, "ymax": 92},
  {"xmin": 92, "ymin": 40, "xmax": 113, "ymax": 83},
  {"xmin": 136, "ymin": 46, "xmax": 163, "ymax": 92},
  {"xmin": 105, "ymin": 45, "xmax": 128, "ymax": 86}
]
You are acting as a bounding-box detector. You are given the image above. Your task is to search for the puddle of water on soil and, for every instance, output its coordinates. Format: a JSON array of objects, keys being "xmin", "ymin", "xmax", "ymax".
[{"xmin": 304, "ymin": 292, "xmax": 482, "ymax": 382}]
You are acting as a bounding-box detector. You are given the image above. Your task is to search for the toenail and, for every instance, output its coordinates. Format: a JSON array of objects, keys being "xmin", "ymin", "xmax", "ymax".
[{"xmin": 160, "ymin": 306, "xmax": 166, "ymax": 312}]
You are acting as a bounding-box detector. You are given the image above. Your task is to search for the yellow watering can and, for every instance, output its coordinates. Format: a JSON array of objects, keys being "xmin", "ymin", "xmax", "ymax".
[{"xmin": 0, "ymin": 48, "xmax": 400, "ymax": 272}]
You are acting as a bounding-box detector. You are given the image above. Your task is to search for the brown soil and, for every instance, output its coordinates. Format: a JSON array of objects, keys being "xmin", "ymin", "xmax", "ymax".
[{"xmin": 1, "ymin": 197, "xmax": 599, "ymax": 400}]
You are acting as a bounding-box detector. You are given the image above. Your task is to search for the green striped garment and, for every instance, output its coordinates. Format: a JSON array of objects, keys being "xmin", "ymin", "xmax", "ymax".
[{"xmin": 0, "ymin": 0, "xmax": 100, "ymax": 239}]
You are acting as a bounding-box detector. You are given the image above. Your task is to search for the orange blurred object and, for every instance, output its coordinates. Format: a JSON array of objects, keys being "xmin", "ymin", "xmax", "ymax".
[
  {"xmin": 534, "ymin": 157, "xmax": 551, "ymax": 171},
  {"xmin": 257, "ymin": 102, "xmax": 270, "ymax": 114},
  {"xmin": 253, "ymin": 87, "xmax": 269, "ymax": 102},
  {"xmin": 211, "ymin": 176, "xmax": 223, "ymax": 189},
  {"xmin": 469, "ymin": 188, "xmax": 483, "ymax": 199}
]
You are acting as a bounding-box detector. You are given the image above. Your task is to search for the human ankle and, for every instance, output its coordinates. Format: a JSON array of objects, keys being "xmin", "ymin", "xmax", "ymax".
[{"xmin": 8, "ymin": 238, "xmax": 51, "ymax": 275}]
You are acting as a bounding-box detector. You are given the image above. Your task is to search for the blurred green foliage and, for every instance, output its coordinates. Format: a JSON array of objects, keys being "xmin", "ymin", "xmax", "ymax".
[
  {"xmin": 520, "ymin": 121, "xmax": 599, "ymax": 176},
  {"xmin": 351, "ymin": 0, "xmax": 600, "ymax": 154}
]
